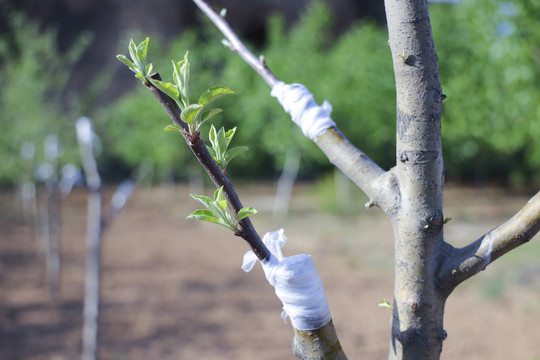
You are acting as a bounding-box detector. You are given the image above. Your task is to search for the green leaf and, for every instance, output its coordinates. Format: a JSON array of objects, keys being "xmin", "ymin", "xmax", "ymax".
[
  {"xmin": 164, "ymin": 124, "xmax": 183, "ymax": 132},
  {"xmin": 171, "ymin": 52, "xmax": 190, "ymax": 106},
  {"xmin": 378, "ymin": 300, "xmax": 393, "ymax": 309},
  {"xmin": 222, "ymin": 127, "xmax": 237, "ymax": 150},
  {"xmin": 191, "ymin": 193, "xmax": 220, "ymax": 217},
  {"xmin": 186, "ymin": 209, "xmax": 220, "ymax": 224},
  {"xmin": 172, "ymin": 59, "xmax": 184, "ymax": 91},
  {"xmin": 137, "ymin": 37, "xmax": 149, "ymax": 64},
  {"xmin": 116, "ymin": 54, "xmax": 136, "ymax": 71},
  {"xmin": 206, "ymin": 145, "xmax": 216, "ymax": 159},
  {"xmin": 181, "ymin": 103, "xmax": 203, "ymax": 124},
  {"xmin": 237, "ymin": 207, "xmax": 257, "ymax": 221},
  {"xmin": 135, "ymin": 71, "xmax": 145, "ymax": 81},
  {"xmin": 225, "ymin": 146, "xmax": 249, "ymax": 163},
  {"xmin": 179, "ymin": 51, "xmax": 190, "ymax": 93},
  {"xmin": 216, "ymin": 127, "xmax": 228, "ymax": 153},
  {"xmin": 224, "ymin": 127, "xmax": 236, "ymax": 141},
  {"xmin": 198, "ymin": 86, "xmax": 234, "ymax": 106},
  {"xmin": 214, "ymin": 186, "xmax": 225, "ymax": 201},
  {"xmin": 145, "ymin": 63, "xmax": 153, "ymax": 75},
  {"xmin": 200, "ymin": 108, "xmax": 223, "ymax": 126},
  {"xmin": 188, "ymin": 189, "xmax": 239, "ymax": 232},
  {"xmin": 217, "ymin": 198, "xmax": 228, "ymax": 212},
  {"xmin": 128, "ymin": 39, "xmax": 140, "ymax": 69},
  {"xmin": 214, "ymin": 215, "xmax": 237, "ymax": 231},
  {"xmin": 189, "ymin": 193, "xmax": 214, "ymax": 209},
  {"xmin": 209, "ymin": 124, "xmax": 218, "ymax": 148},
  {"xmin": 214, "ymin": 186, "xmax": 228, "ymax": 211},
  {"xmin": 208, "ymin": 126, "xmax": 228, "ymax": 168},
  {"xmin": 151, "ymin": 79, "xmax": 180, "ymax": 102},
  {"xmin": 120, "ymin": 38, "xmax": 152, "ymax": 84},
  {"xmin": 207, "ymin": 127, "xmax": 223, "ymax": 165}
]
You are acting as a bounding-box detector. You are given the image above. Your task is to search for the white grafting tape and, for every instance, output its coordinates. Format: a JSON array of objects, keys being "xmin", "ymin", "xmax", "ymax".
[
  {"xmin": 242, "ymin": 229, "xmax": 332, "ymax": 331},
  {"xmin": 271, "ymin": 81, "xmax": 336, "ymax": 141}
]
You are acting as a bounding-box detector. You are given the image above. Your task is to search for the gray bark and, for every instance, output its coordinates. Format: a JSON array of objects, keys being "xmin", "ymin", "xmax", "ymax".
[
  {"xmin": 81, "ymin": 189, "xmax": 102, "ymax": 360},
  {"xmin": 383, "ymin": 1, "xmax": 447, "ymax": 358},
  {"xmin": 77, "ymin": 117, "xmax": 103, "ymax": 360}
]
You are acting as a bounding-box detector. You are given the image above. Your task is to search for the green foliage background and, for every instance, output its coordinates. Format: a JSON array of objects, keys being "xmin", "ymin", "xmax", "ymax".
[
  {"xmin": 0, "ymin": 11, "xmax": 91, "ymax": 185},
  {"xmin": 0, "ymin": 0, "xmax": 538, "ymax": 186},
  {"xmin": 431, "ymin": 0, "xmax": 540, "ymax": 184}
]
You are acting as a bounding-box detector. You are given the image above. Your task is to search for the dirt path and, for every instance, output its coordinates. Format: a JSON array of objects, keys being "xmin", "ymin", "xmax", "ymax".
[{"xmin": 0, "ymin": 184, "xmax": 539, "ymax": 359}]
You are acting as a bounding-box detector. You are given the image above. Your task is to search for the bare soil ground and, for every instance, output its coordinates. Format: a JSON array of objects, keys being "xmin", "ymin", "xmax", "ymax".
[{"xmin": 1, "ymin": 183, "xmax": 539, "ymax": 360}]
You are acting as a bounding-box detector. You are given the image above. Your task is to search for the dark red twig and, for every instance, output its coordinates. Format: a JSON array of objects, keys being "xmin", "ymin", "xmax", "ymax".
[{"xmin": 148, "ymin": 73, "xmax": 271, "ymax": 261}]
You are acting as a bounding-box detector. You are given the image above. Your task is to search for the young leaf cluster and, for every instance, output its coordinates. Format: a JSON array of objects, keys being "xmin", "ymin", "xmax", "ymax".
[
  {"xmin": 116, "ymin": 38, "xmax": 153, "ymax": 84},
  {"xmin": 187, "ymin": 186, "xmax": 257, "ymax": 232},
  {"xmin": 117, "ymin": 39, "xmax": 234, "ymax": 136},
  {"xmin": 117, "ymin": 37, "xmax": 255, "ymax": 232},
  {"xmin": 155, "ymin": 52, "xmax": 234, "ymax": 135},
  {"xmin": 207, "ymin": 125, "xmax": 248, "ymax": 172}
]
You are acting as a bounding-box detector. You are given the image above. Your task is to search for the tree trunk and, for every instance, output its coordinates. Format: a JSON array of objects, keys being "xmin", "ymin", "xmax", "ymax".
[
  {"xmin": 77, "ymin": 117, "xmax": 103, "ymax": 360},
  {"xmin": 384, "ymin": 0, "xmax": 448, "ymax": 358}
]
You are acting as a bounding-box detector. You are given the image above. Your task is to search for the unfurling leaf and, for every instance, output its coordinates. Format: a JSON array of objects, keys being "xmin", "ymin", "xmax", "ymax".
[
  {"xmin": 189, "ymin": 193, "xmax": 214, "ymax": 209},
  {"xmin": 164, "ymin": 124, "xmax": 183, "ymax": 132},
  {"xmin": 186, "ymin": 209, "xmax": 220, "ymax": 224},
  {"xmin": 151, "ymin": 79, "xmax": 180, "ymax": 101},
  {"xmin": 145, "ymin": 63, "xmax": 153, "ymax": 75},
  {"xmin": 116, "ymin": 54, "xmax": 136, "ymax": 71},
  {"xmin": 128, "ymin": 39, "xmax": 139, "ymax": 69},
  {"xmin": 225, "ymin": 146, "xmax": 249, "ymax": 163},
  {"xmin": 214, "ymin": 186, "xmax": 228, "ymax": 212},
  {"xmin": 207, "ymin": 125, "xmax": 248, "ymax": 171},
  {"xmin": 198, "ymin": 86, "xmax": 234, "ymax": 106},
  {"xmin": 181, "ymin": 103, "xmax": 203, "ymax": 124},
  {"xmin": 216, "ymin": 126, "xmax": 228, "ymax": 151},
  {"xmin": 206, "ymin": 146, "xmax": 216, "ymax": 158},
  {"xmin": 179, "ymin": 52, "xmax": 190, "ymax": 93},
  {"xmin": 237, "ymin": 207, "xmax": 257, "ymax": 221},
  {"xmin": 119, "ymin": 38, "xmax": 153, "ymax": 84},
  {"xmin": 378, "ymin": 300, "xmax": 393, "ymax": 309},
  {"xmin": 200, "ymin": 108, "xmax": 223, "ymax": 127},
  {"xmin": 137, "ymin": 37, "xmax": 149, "ymax": 64},
  {"xmin": 209, "ymin": 124, "xmax": 218, "ymax": 148},
  {"xmin": 172, "ymin": 60, "xmax": 183, "ymax": 90}
]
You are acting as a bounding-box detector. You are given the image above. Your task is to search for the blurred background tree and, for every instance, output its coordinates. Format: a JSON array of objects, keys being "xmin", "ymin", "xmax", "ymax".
[
  {"xmin": 0, "ymin": 9, "xmax": 91, "ymax": 185},
  {"xmin": 0, "ymin": 0, "xmax": 538, "ymax": 186},
  {"xmin": 431, "ymin": 0, "xmax": 540, "ymax": 185}
]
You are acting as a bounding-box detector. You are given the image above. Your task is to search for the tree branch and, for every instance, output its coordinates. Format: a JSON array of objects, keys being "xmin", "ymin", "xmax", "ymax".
[
  {"xmin": 193, "ymin": 0, "xmax": 279, "ymax": 88},
  {"xmin": 147, "ymin": 74, "xmax": 270, "ymax": 261},
  {"xmin": 192, "ymin": 0, "xmax": 395, "ymax": 209},
  {"xmin": 315, "ymin": 128, "xmax": 399, "ymax": 214},
  {"xmin": 439, "ymin": 190, "xmax": 540, "ymax": 294}
]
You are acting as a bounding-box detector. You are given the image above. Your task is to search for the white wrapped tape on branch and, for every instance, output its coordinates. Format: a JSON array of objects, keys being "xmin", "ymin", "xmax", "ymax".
[
  {"xmin": 242, "ymin": 229, "xmax": 332, "ymax": 331},
  {"xmin": 271, "ymin": 81, "xmax": 336, "ymax": 141}
]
